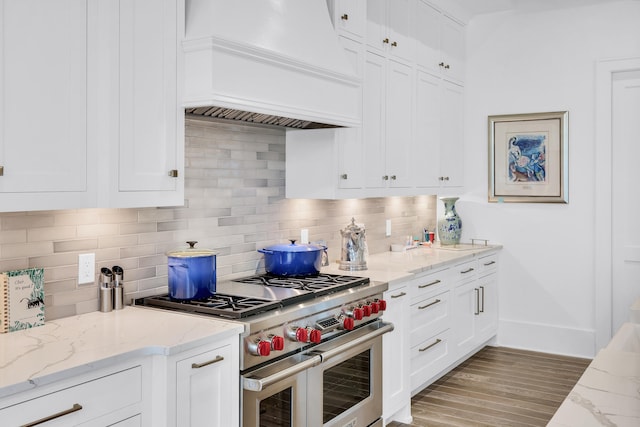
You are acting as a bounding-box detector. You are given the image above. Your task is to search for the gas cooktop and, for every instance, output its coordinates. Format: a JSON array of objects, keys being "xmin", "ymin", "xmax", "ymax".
[{"xmin": 134, "ymin": 273, "xmax": 370, "ymax": 319}]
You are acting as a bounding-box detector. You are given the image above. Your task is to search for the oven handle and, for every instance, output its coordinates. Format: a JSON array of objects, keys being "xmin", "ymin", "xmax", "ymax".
[
  {"xmin": 311, "ymin": 321, "xmax": 394, "ymax": 363},
  {"xmin": 243, "ymin": 355, "xmax": 322, "ymax": 392}
]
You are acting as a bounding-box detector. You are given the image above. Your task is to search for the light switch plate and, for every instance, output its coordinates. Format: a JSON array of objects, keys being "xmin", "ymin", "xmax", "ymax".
[{"xmin": 78, "ymin": 253, "xmax": 95, "ymax": 284}]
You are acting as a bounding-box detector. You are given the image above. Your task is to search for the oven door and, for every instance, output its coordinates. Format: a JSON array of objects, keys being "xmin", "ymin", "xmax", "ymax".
[
  {"xmin": 242, "ymin": 352, "xmax": 320, "ymax": 427},
  {"xmin": 307, "ymin": 321, "xmax": 393, "ymax": 427}
]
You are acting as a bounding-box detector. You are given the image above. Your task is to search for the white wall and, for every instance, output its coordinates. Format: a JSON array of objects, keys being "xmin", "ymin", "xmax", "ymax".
[{"xmin": 461, "ymin": 1, "xmax": 640, "ymax": 358}]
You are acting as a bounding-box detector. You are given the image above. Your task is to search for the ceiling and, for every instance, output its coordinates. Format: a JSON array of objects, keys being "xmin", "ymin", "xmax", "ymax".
[{"xmin": 455, "ymin": 0, "xmax": 636, "ymax": 17}]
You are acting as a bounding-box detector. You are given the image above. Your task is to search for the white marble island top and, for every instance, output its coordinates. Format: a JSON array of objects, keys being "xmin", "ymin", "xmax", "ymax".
[
  {"xmin": 0, "ymin": 307, "xmax": 243, "ymax": 399},
  {"xmin": 548, "ymin": 330, "xmax": 640, "ymax": 426}
]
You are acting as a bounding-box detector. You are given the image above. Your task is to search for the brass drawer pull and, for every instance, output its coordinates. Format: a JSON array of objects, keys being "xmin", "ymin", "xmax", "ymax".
[
  {"xmin": 0, "ymin": 165, "xmax": 4, "ymax": 176},
  {"xmin": 475, "ymin": 288, "xmax": 480, "ymax": 315},
  {"xmin": 418, "ymin": 279, "xmax": 441, "ymax": 288},
  {"xmin": 419, "ymin": 338, "xmax": 442, "ymax": 352},
  {"xmin": 341, "ymin": 13, "xmax": 349, "ymax": 20},
  {"xmin": 168, "ymin": 169, "xmax": 179, "ymax": 178},
  {"xmin": 484, "ymin": 260, "xmax": 496, "ymax": 266},
  {"xmin": 192, "ymin": 355, "xmax": 225, "ymax": 369},
  {"xmin": 418, "ymin": 299, "xmax": 441, "ymax": 310},
  {"xmin": 22, "ymin": 403, "xmax": 83, "ymax": 427},
  {"xmin": 460, "ymin": 267, "xmax": 474, "ymax": 274},
  {"xmin": 391, "ymin": 292, "xmax": 407, "ymax": 299}
]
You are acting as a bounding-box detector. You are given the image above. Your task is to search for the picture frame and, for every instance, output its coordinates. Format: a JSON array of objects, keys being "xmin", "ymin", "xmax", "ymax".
[{"xmin": 488, "ymin": 111, "xmax": 568, "ymax": 203}]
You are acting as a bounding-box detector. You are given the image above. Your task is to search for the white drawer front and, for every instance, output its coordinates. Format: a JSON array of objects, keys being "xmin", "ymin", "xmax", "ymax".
[
  {"xmin": 452, "ymin": 259, "xmax": 477, "ymax": 284},
  {"xmin": 410, "ymin": 328, "xmax": 451, "ymax": 393},
  {"xmin": 410, "ymin": 290, "xmax": 451, "ymax": 348},
  {"xmin": 1, "ymin": 366, "xmax": 142, "ymax": 426},
  {"xmin": 478, "ymin": 253, "xmax": 498, "ymax": 277},
  {"xmin": 411, "ymin": 269, "xmax": 449, "ymax": 304}
]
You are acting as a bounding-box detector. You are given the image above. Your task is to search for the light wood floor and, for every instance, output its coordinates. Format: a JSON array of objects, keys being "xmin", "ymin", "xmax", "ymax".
[{"xmin": 388, "ymin": 346, "xmax": 591, "ymax": 427}]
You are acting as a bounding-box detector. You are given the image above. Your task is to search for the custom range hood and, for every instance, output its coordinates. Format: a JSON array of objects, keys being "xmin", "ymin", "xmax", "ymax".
[{"xmin": 183, "ymin": 0, "xmax": 361, "ymax": 129}]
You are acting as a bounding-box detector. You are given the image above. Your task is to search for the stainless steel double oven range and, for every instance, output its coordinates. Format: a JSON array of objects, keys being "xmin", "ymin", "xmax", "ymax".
[{"xmin": 136, "ymin": 273, "xmax": 393, "ymax": 427}]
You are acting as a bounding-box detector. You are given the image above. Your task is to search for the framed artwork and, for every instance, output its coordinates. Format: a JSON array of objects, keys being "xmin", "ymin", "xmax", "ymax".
[{"xmin": 488, "ymin": 111, "xmax": 568, "ymax": 203}]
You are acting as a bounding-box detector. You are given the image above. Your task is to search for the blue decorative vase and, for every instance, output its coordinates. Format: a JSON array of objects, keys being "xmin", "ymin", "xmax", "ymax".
[{"xmin": 437, "ymin": 197, "xmax": 462, "ymax": 245}]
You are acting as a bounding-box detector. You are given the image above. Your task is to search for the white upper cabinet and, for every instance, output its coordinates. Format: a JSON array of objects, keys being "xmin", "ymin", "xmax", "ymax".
[
  {"xmin": 366, "ymin": 0, "xmax": 413, "ymax": 63},
  {"xmin": 415, "ymin": 0, "xmax": 465, "ymax": 84},
  {"xmin": 328, "ymin": 0, "xmax": 367, "ymax": 41},
  {"xmin": 98, "ymin": 0, "xmax": 184, "ymax": 208},
  {"xmin": 0, "ymin": 0, "xmax": 95, "ymax": 210},
  {"xmin": 0, "ymin": 0, "xmax": 183, "ymax": 212}
]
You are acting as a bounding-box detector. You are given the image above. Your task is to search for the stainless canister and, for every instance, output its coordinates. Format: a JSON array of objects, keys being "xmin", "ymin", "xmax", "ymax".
[
  {"xmin": 112, "ymin": 266, "xmax": 125, "ymax": 310},
  {"xmin": 99, "ymin": 267, "xmax": 113, "ymax": 312},
  {"xmin": 339, "ymin": 217, "xmax": 368, "ymax": 271}
]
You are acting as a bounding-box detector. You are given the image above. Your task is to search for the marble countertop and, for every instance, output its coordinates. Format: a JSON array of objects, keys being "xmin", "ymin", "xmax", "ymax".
[
  {"xmin": 548, "ymin": 327, "xmax": 640, "ymax": 426},
  {"xmin": 0, "ymin": 307, "xmax": 244, "ymax": 399},
  {"xmin": 322, "ymin": 243, "xmax": 501, "ymax": 286}
]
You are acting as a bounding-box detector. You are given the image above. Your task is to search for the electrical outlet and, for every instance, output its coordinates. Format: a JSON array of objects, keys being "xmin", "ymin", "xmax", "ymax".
[
  {"xmin": 78, "ymin": 253, "xmax": 95, "ymax": 284},
  {"xmin": 300, "ymin": 229, "xmax": 309, "ymax": 244},
  {"xmin": 386, "ymin": 219, "xmax": 391, "ymax": 237}
]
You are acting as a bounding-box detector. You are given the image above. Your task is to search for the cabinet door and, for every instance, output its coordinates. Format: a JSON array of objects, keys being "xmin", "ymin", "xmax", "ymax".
[
  {"xmin": 476, "ymin": 274, "xmax": 498, "ymax": 341},
  {"xmin": 386, "ymin": 0, "xmax": 412, "ymax": 62},
  {"xmin": 176, "ymin": 344, "xmax": 236, "ymax": 427},
  {"xmin": 414, "ymin": 70, "xmax": 441, "ymax": 188},
  {"xmin": 439, "ymin": 80, "xmax": 464, "ymax": 187},
  {"xmin": 452, "ymin": 281, "xmax": 478, "ymax": 358},
  {"xmin": 363, "ymin": 51, "xmax": 386, "ymax": 189},
  {"xmin": 0, "ymin": 0, "xmax": 93, "ymax": 208},
  {"xmin": 113, "ymin": 0, "xmax": 183, "ymax": 206},
  {"xmin": 331, "ymin": 0, "xmax": 367, "ymax": 41},
  {"xmin": 440, "ymin": 14, "xmax": 465, "ymax": 83},
  {"xmin": 386, "ymin": 59, "xmax": 412, "ymax": 188},
  {"xmin": 415, "ymin": 0, "xmax": 441, "ymax": 74},
  {"xmin": 366, "ymin": 0, "xmax": 386, "ymax": 54},
  {"xmin": 383, "ymin": 285, "xmax": 411, "ymax": 421}
]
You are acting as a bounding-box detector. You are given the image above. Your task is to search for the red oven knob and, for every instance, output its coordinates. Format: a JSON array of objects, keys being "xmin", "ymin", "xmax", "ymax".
[
  {"xmin": 343, "ymin": 317, "xmax": 355, "ymax": 331},
  {"xmin": 378, "ymin": 299, "xmax": 387, "ymax": 311},
  {"xmin": 371, "ymin": 301, "xmax": 380, "ymax": 314},
  {"xmin": 352, "ymin": 307, "xmax": 364, "ymax": 320},
  {"xmin": 308, "ymin": 329, "xmax": 322, "ymax": 344},
  {"xmin": 295, "ymin": 327, "xmax": 308, "ymax": 343},
  {"xmin": 256, "ymin": 341, "xmax": 271, "ymax": 357},
  {"xmin": 270, "ymin": 335, "xmax": 285, "ymax": 351},
  {"xmin": 362, "ymin": 305, "xmax": 372, "ymax": 317}
]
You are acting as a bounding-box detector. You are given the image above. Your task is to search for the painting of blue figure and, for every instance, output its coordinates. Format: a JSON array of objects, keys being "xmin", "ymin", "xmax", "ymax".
[{"xmin": 507, "ymin": 134, "xmax": 546, "ymax": 182}]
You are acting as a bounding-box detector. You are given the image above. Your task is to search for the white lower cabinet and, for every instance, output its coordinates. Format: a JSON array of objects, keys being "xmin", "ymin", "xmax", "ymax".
[
  {"xmin": 384, "ymin": 250, "xmax": 500, "ymax": 423},
  {"xmin": 0, "ymin": 360, "xmax": 149, "ymax": 426},
  {"xmin": 169, "ymin": 336, "xmax": 239, "ymax": 427},
  {"xmin": 383, "ymin": 283, "xmax": 411, "ymax": 423}
]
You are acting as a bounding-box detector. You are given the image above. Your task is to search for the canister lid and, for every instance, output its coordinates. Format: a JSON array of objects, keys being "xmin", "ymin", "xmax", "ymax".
[
  {"xmin": 341, "ymin": 217, "xmax": 366, "ymax": 235},
  {"xmin": 167, "ymin": 241, "xmax": 216, "ymax": 258}
]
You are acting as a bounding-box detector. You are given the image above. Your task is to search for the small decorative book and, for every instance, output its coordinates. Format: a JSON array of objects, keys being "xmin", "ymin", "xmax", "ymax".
[{"xmin": 0, "ymin": 267, "xmax": 45, "ymax": 333}]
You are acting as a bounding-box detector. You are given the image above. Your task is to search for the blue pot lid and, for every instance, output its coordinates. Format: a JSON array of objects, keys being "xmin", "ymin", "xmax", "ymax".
[{"xmin": 262, "ymin": 240, "xmax": 324, "ymax": 253}]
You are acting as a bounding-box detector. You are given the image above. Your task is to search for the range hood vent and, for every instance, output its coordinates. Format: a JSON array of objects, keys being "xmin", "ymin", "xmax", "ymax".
[
  {"xmin": 183, "ymin": 0, "xmax": 361, "ymax": 129},
  {"xmin": 185, "ymin": 107, "xmax": 339, "ymax": 129}
]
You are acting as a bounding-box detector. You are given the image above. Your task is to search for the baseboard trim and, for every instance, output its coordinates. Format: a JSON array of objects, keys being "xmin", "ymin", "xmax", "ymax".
[{"xmin": 497, "ymin": 318, "xmax": 595, "ymax": 358}]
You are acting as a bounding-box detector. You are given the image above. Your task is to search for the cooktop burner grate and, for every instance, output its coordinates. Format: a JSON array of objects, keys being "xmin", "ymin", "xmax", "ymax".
[
  {"xmin": 233, "ymin": 273, "xmax": 369, "ymax": 296},
  {"xmin": 134, "ymin": 293, "xmax": 282, "ymax": 319}
]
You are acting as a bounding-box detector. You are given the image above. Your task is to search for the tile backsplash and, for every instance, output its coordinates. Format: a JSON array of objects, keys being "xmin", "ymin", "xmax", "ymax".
[{"xmin": 0, "ymin": 117, "xmax": 436, "ymax": 320}]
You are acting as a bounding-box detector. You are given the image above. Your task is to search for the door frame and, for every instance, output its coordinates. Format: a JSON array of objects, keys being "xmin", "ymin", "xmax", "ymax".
[{"xmin": 594, "ymin": 56, "xmax": 640, "ymax": 351}]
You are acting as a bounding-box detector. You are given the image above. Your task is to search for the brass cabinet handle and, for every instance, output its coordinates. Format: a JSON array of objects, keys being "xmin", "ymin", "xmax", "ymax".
[
  {"xmin": 480, "ymin": 286, "xmax": 485, "ymax": 313},
  {"xmin": 390, "ymin": 292, "xmax": 407, "ymax": 299},
  {"xmin": 484, "ymin": 260, "xmax": 496, "ymax": 266},
  {"xmin": 0, "ymin": 165, "xmax": 3, "ymax": 176},
  {"xmin": 383, "ymin": 38, "xmax": 389, "ymax": 44},
  {"xmin": 460, "ymin": 267, "xmax": 474, "ymax": 274},
  {"xmin": 390, "ymin": 175, "xmax": 397, "ymax": 180},
  {"xmin": 391, "ymin": 41, "xmax": 398, "ymax": 47},
  {"xmin": 340, "ymin": 173, "xmax": 348, "ymax": 180},
  {"xmin": 21, "ymin": 403, "xmax": 83, "ymax": 427},
  {"xmin": 443, "ymin": 176, "xmax": 450, "ymax": 181},
  {"xmin": 192, "ymin": 355, "xmax": 225, "ymax": 369},
  {"xmin": 419, "ymin": 279, "xmax": 441, "ymax": 288},
  {"xmin": 419, "ymin": 338, "xmax": 442, "ymax": 352},
  {"xmin": 168, "ymin": 169, "xmax": 179, "ymax": 178},
  {"xmin": 382, "ymin": 175, "xmax": 389, "ymax": 180},
  {"xmin": 439, "ymin": 62, "xmax": 445, "ymax": 67},
  {"xmin": 341, "ymin": 13, "xmax": 349, "ymax": 20},
  {"xmin": 444, "ymin": 64, "xmax": 450, "ymax": 69},
  {"xmin": 438, "ymin": 176, "xmax": 444, "ymax": 181},
  {"xmin": 418, "ymin": 299, "xmax": 441, "ymax": 310}
]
